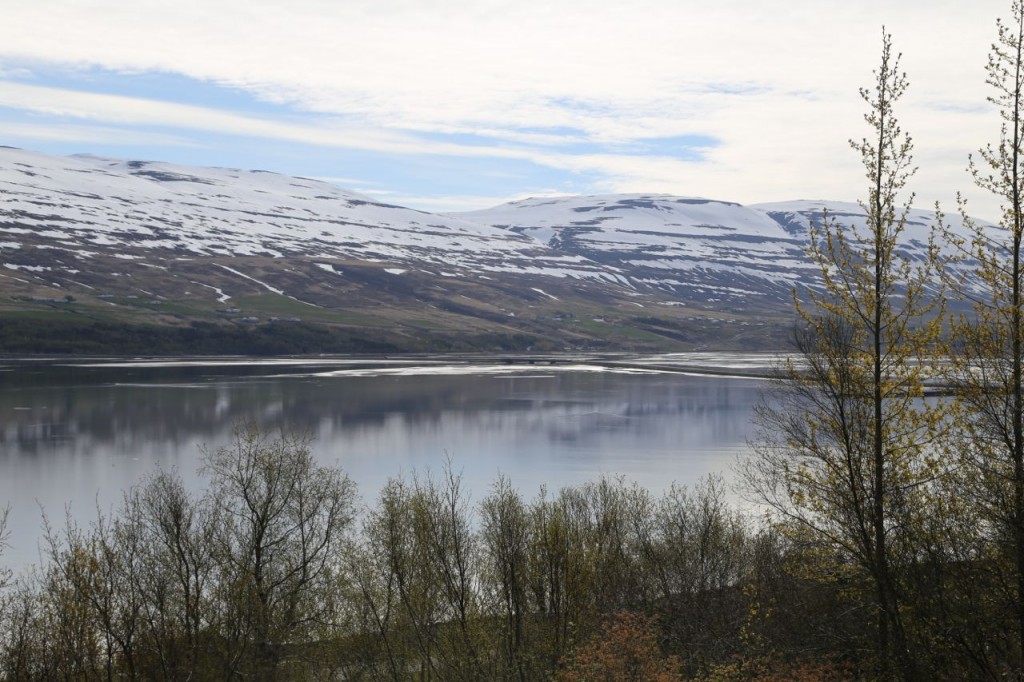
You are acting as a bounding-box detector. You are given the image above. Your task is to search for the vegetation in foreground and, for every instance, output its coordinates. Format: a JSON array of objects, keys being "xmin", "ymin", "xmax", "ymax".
[
  {"xmin": 0, "ymin": 425, "xmax": 890, "ymax": 681},
  {"xmin": 0, "ymin": 417, "xmax": 1016, "ymax": 681}
]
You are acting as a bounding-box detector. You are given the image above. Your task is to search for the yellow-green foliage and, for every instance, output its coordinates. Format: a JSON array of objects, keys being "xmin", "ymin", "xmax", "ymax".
[{"xmin": 743, "ymin": 31, "xmax": 948, "ymax": 680}]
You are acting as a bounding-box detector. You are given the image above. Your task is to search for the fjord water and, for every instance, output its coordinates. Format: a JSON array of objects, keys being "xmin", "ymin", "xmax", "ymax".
[{"xmin": 0, "ymin": 357, "xmax": 767, "ymax": 570}]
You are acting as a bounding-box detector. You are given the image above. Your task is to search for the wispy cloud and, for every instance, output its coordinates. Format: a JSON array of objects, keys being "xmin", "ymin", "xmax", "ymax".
[
  {"xmin": 0, "ymin": 81, "xmax": 718, "ymax": 189},
  {"xmin": 0, "ymin": 0, "xmax": 1012, "ymax": 216},
  {"xmin": 2, "ymin": 121, "xmax": 196, "ymax": 147}
]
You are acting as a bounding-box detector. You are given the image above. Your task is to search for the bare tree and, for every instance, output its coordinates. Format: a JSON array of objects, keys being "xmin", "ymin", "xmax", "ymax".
[
  {"xmin": 480, "ymin": 477, "xmax": 531, "ymax": 682},
  {"xmin": 202, "ymin": 422, "xmax": 357, "ymax": 681},
  {"xmin": 128, "ymin": 469, "xmax": 215, "ymax": 679}
]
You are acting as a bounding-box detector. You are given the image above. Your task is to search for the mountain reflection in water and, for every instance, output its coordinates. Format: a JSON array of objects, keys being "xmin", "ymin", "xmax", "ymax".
[{"xmin": 0, "ymin": 359, "xmax": 767, "ymax": 569}]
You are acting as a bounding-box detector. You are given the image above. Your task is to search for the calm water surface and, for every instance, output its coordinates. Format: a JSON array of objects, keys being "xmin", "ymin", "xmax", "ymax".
[{"xmin": 0, "ymin": 357, "xmax": 770, "ymax": 569}]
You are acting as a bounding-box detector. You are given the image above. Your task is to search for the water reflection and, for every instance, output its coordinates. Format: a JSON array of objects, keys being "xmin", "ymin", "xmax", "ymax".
[{"xmin": 0, "ymin": 361, "xmax": 766, "ymax": 569}]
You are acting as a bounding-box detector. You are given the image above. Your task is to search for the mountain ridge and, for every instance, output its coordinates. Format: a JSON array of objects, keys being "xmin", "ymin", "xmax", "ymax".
[{"xmin": 0, "ymin": 147, "xmax": 971, "ymax": 354}]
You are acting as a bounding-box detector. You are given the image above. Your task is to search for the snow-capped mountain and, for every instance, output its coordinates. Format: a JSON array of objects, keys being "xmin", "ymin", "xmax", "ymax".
[
  {"xmin": 0, "ymin": 147, "xmax": 976, "ymax": 352},
  {"xmin": 0, "ymin": 147, "xmax": 600, "ymax": 276},
  {"xmin": 453, "ymin": 195, "xmax": 817, "ymax": 309}
]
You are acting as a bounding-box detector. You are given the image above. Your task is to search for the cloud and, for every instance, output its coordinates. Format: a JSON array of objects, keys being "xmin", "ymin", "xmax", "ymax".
[
  {"xmin": 0, "ymin": 0, "xmax": 1014, "ymax": 217},
  {"xmin": 0, "ymin": 81, "xmax": 715, "ymax": 187},
  {"xmin": 1, "ymin": 121, "xmax": 196, "ymax": 147},
  {"xmin": 0, "ymin": 81, "xmax": 526, "ymax": 158}
]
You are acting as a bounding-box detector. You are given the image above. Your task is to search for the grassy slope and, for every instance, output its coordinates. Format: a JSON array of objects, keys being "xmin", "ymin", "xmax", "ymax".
[
  {"xmin": 0, "ymin": 252, "xmax": 795, "ymax": 355},
  {"xmin": 0, "ymin": 294, "xmax": 793, "ymax": 355}
]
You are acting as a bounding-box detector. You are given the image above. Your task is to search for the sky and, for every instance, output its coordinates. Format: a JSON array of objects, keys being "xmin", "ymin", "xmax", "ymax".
[{"xmin": 0, "ymin": 0, "xmax": 1014, "ymax": 218}]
